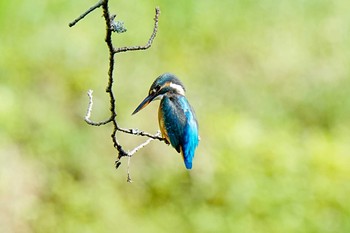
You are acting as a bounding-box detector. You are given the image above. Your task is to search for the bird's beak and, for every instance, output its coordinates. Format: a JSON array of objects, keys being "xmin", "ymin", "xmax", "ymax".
[{"xmin": 132, "ymin": 93, "xmax": 157, "ymax": 115}]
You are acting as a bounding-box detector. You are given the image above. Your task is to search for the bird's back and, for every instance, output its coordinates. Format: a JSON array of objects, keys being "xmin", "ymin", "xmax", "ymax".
[{"xmin": 158, "ymin": 94, "xmax": 199, "ymax": 169}]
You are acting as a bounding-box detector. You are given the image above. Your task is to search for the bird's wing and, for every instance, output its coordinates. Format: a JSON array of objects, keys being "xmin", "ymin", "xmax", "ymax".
[
  {"xmin": 160, "ymin": 95, "xmax": 187, "ymax": 153},
  {"xmin": 181, "ymin": 103, "xmax": 199, "ymax": 168},
  {"xmin": 160, "ymin": 95, "xmax": 199, "ymax": 169}
]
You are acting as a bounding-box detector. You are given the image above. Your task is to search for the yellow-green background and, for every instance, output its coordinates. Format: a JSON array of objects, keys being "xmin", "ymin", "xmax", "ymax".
[{"xmin": 1, "ymin": 0, "xmax": 350, "ymax": 232}]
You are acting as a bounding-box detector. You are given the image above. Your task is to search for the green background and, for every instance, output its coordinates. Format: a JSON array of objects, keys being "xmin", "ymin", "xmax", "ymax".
[{"xmin": 1, "ymin": 0, "xmax": 350, "ymax": 232}]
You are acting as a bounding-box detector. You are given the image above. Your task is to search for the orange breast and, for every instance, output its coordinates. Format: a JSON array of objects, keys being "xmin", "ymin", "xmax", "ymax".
[{"xmin": 158, "ymin": 105, "xmax": 170, "ymax": 144}]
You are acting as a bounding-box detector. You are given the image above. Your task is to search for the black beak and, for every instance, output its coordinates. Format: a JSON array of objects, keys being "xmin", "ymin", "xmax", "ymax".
[{"xmin": 132, "ymin": 93, "xmax": 157, "ymax": 115}]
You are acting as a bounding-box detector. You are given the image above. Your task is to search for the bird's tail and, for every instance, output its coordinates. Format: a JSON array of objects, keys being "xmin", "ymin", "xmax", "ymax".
[{"xmin": 180, "ymin": 147, "xmax": 193, "ymax": 169}]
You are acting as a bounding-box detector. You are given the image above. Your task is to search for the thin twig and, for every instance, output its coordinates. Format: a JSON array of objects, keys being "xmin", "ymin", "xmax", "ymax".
[
  {"xmin": 126, "ymin": 131, "xmax": 161, "ymax": 182},
  {"xmin": 117, "ymin": 127, "xmax": 165, "ymax": 141},
  {"xmin": 69, "ymin": 0, "xmax": 103, "ymax": 27},
  {"xmin": 85, "ymin": 90, "xmax": 113, "ymax": 126},
  {"xmin": 127, "ymin": 156, "xmax": 132, "ymax": 183},
  {"xmin": 85, "ymin": 90, "xmax": 163, "ymax": 137},
  {"xmin": 128, "ymin": 132, "xmax": 160, "ymax": 156},
  {"xmin": 114, "ymin": 7, "xmax": 160, "ymax": 53}
]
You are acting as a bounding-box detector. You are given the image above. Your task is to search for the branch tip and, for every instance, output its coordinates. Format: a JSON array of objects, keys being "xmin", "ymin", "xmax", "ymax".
[
  {"xmin": 114, "ymin": 6, "xmax": 161, "ymax": 53},
  {"xmin": 69, "ymin": 0, "xmax": 103, "ymax": 27}
]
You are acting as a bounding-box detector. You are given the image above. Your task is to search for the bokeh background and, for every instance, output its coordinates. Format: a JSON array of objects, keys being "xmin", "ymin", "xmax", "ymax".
[{"xmin": 1, "ymin": 0, "xmax": 350, "ymax": 232}]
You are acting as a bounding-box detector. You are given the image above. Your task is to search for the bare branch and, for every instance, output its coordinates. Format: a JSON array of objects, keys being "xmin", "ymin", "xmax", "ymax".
[
  {"xmin": 127, "ymin": 156, "xmax": 132, "ymax": 183},
  {"xmin": 70, "ymin": 1, "xmax": 162, "ymax": 181},
  {"xmin": 114, "ymin": 7, "xmax": 160, "ymax": 53},
  {"xmin": 117, "ymin": 127, "xmax": 165, "ymax": 141},
  {"xmin": 126, "ymin": 131, "xmax": 161, "ymax": 182},
  {"xmin": 69, "ymin": 0, "xmax": 103, "ymax": 27},
  {"xmin": 128, "ymin": 132, "xmax": 161, "ymax": 156},
  {"xmin": 84, "ymin": 90, "xmax": 112, "ymax": 126}
]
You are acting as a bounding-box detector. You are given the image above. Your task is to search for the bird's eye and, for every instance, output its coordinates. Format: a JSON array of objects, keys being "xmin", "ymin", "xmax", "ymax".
[{"xmin": 149, "ymin": 86, "xmax": 160, "ymax": 95}]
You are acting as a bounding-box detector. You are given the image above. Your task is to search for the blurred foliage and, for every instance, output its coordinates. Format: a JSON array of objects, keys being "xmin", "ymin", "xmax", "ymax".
[{"xmin": 1, "ymin": 0, "xmax": 350, "ymax": 232}]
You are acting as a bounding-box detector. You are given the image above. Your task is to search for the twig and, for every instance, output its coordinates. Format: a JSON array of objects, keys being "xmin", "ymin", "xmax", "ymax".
[
  {"xmin": 127, "ymin": 156, "xmax": 132, "ymax": 183},
  {"xmin": 125, "ymin": 131, "xmax": 161, "ymax": 182},
  {"xmin": 114, "ymin": 7, "xmax": 160, "ymax": 53},
  {"xmin": 128, "ymin": 131, "xmax": 161, "ymax": 156},
  {"xmin": 85, "ymin": 90, "xmax": 163, "ymax": 138},
  {"xmin": 117, "ymin": 127, "xmax": 165, "ymax": 141},
  {"xmin": 69, "ymin": 0, "xmax": 103, "ymax": 27},
  {"xmin": 85, "ymin": 90, "xmax": 112, "ymax": 126}
]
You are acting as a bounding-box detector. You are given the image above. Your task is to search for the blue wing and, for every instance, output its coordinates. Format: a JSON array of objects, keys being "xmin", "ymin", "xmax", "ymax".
[{"xmin": 160, "ymin": 95, "xmax": 199, "ymax": 169}]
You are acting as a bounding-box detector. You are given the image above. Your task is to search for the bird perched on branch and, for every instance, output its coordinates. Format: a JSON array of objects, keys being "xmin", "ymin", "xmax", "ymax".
[{"xmin": 132, "ymin": 73, "xmax": 199, "ymax": 169}]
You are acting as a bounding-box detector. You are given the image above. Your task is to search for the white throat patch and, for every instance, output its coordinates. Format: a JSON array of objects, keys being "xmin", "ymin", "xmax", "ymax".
[{"xmin": 169, "ymin": 82, "xmax": 185, "ymax": 96}]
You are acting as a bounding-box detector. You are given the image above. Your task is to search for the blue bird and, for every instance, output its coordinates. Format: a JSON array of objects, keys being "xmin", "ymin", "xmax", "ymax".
[{"xmin": 132, "ymin": 73, "xmax": 199, "ymax": 169}]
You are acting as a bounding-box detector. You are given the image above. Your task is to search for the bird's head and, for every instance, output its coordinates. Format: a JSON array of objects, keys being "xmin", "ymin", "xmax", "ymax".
[{"xmin": 132, "ymin": 73, "xmax": 186, "ymax": 115}]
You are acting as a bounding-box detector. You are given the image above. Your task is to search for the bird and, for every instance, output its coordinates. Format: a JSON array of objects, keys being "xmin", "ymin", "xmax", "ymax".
[{"xmin": 132, "ymin": 73, "xmax": 199, "ymax": 169}]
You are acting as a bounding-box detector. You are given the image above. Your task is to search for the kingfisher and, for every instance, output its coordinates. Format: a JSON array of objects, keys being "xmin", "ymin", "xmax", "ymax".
[{"xmin": 132, "ymin": 73, "xmax": 199, "ymax": 169}]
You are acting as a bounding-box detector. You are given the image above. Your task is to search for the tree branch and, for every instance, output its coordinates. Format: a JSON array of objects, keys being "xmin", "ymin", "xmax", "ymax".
[
  {"xmin": 69, "ymin": 0, "xmax": 103, "ymax": 27},
  {"xmin": 85, "ymin": 90, "xmax": 112, "ymax": 126},
  {"xmin": 124, "ymin": 131, "xmax": 161, "ymax": 183},
  {"xmin": 70, "ymin": 1, "xmax": 162, "ymax": 181},
  {"xmin": 114, "ymin": 7, "xmax": 160, "ymax": 53}
]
